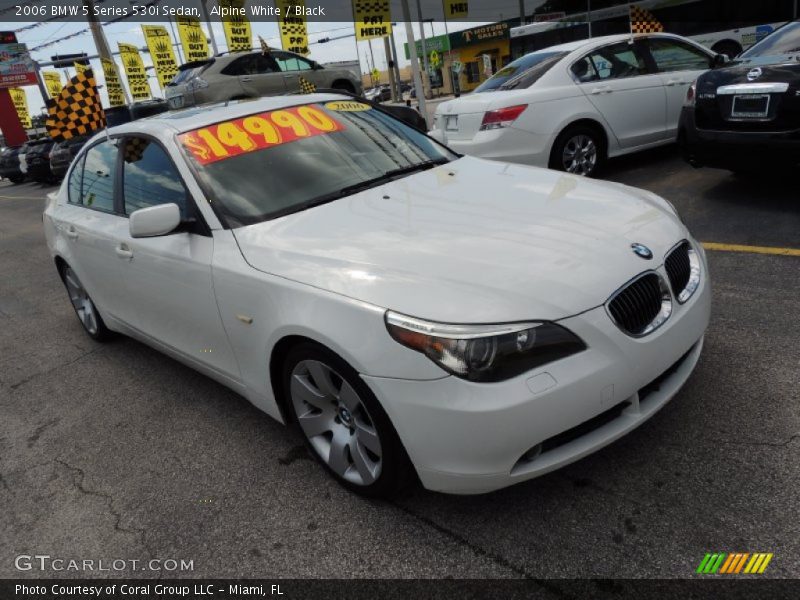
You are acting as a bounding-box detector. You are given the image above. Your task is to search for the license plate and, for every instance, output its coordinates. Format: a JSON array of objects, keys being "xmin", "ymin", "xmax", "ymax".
[
  {"xmin": 731, "ymin": 94, "xmax": 769, "ymax": 118},
  {"xmin": 444, "ymin": 115, "xmax": 458, "ymax": 131}
]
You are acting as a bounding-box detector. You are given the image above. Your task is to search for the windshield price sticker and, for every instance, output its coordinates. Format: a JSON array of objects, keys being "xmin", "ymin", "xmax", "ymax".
[{"xmin": 179, "ymin": 105, "xmax": 344, "ymax": 166}]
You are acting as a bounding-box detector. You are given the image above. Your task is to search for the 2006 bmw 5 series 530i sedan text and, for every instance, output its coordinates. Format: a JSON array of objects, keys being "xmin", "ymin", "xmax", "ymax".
[{"xmin": 43, "ymin": 94, "xmax": 710, "ymax": 497}]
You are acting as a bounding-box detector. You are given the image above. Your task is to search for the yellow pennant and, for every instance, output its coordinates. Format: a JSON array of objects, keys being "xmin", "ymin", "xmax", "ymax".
[
  {"xmin": 118, "ymin": 42, "xmax": 152, "ymax": 101},
  {"xmin": 101, "ymin": 58, "xmax": 126, "ymax": 107},
  {"xmin": 352, "ymin": 0, "xmax": 392, "ymax": 41},
  {"xmin": 443, "ymin": 0, "xmax": 468, "ymax": 20},
  {"xmin": 9, "ymin": 88, "xmax": 31, "ymax": 129},
  {"xmin": 175, "ymin": 16, "xmax": 210, "ymax": 62},
  {"xmin": 218, "ymin": 0, "xmax": 252, "ymax": 52},
  {"xmin": 42, "ymin": 71, "xmax": 63, "ymax": 99},
  {"xmin": 276, "ymin": 0, "xmax": 309, "ymax": 56},
  {"xmin": 142, "ymin": 25, "xmax": 179, "ymax": 90}
]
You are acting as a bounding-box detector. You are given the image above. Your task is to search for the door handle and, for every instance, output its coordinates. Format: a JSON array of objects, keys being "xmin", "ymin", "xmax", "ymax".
[
  {"xmin": 282, "ymin": 74, "xmax": 293, "ymax": 79},
  {"xmin": 65, "ymin": 226, "xmax": 78, "ymax": 240},
  {"xmin": 115, "ymin": 243, "xmax": 133, "ymax": 260},
  {"xmin": 665, "ymin": 79, "xmax": 686, "ymax": 86},
  {"xmin": 590, "ymin": 86, "xmax": 611, "ymax": 95},
  {"xmin": 240, "ymin": 76, "xmax": 253, "ymax": 83}
]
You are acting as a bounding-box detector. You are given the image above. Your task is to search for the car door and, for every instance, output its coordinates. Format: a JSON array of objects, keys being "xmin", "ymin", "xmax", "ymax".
[
  {"xmin": 228, "ymin": 53, "xmax": 287, "ymax": 98},
  {"xmin": 573, "ymin": 40, "xmax": 667, "ymax": 148},
  {"xmin": 114, "ymin": 136, "xmax": 240, "ymax": 381},
  {"xmin": 273, "ymin": 51, "xmax": 318, "ymax": 93},
  {"xmin": 647, "ymin": 37, "xmax": 713, "ymax": 138},
  {"xmin": 52, "ymin": 139, "xmax": 131, "ymax": 318}
]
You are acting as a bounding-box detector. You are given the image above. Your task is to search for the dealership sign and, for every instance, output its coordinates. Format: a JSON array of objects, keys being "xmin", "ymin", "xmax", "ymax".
[{"xmin": 0, "ymin": 43, "xmax": 37, "ymax": 89}]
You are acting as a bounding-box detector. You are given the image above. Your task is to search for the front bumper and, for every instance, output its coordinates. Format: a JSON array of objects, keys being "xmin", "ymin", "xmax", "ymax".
[
  {"xmin": 679, "ymin": 107, "xmax": 800, "ymax": 169},
  {"xmin": 363, "ymin": 254, "xmax": 711, "ymax": 494}
]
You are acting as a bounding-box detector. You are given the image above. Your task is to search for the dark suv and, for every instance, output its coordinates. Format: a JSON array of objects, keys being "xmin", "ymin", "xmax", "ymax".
[
  {"xmin": 50, "ymin": 135, "xmax": 90, "ymax": 180},
  {"xmin": 680, "ymin": 21, "xmax": 800, "ymax": 172},
  {"xmin": 25, "ymin": 138, "xmax": 57, "ymax": 183},
  {"xmin": 0, "ymin": 146, "xmax": 24, "ymax": 184}
]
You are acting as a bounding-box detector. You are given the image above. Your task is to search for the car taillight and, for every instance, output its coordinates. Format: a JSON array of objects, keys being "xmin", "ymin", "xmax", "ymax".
[
  {"xmin": 479, "ymin": 104, "xmax": 528, "ymax": 131},
  {"xmin": 684, "ymin": 83, "xmax": 696, "ymax": 107}
]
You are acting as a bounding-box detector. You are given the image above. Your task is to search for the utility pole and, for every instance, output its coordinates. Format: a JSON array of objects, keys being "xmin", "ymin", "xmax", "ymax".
[
  {"xmin": 198, "ymin": 0, "xmax": 220, "ymax": 55},
  {"xmin": 389, "ymin": 29, "xmax": 402, "ymax": 95},
  {"xmin": 169, "ymin": 19, "xmax": 185, "ymax": 64},
  {"xmin": 519, "ymin": 0, "xmax": 526, "ymax": 25},
  {"xmin": 415, "ymin": 0, "xmax": 430, "ymax": 99},
  {"xmin": 368, "ymin": 38, "xmax": 376, "ymax": 84},
  {"xmin": 84, "ymin": 0, "xmax": 131, "ymax": 104},
  {"xmin": 401, "ymin": 0, "xmax": 428, "ymax": 127},
  {"xmin": 383, "ymin": 36, "xmax": 398, "ymax": 101}
]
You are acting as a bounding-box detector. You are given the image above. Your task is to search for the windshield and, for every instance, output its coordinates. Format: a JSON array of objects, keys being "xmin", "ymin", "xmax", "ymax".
[
  {"xmin": 741, "ymin": 21, "xmax": 800, "ymax": 58},
  {"xmin": 474, "ymin": 51, "xmax": 565, "ymax": 92},
  {"xmin": 170, "ymin": 63, "xmax": 209, "ymax": 86},
  {"xmin": 180, "ymin": 101, "xmax": 456, "ymax": 227}
]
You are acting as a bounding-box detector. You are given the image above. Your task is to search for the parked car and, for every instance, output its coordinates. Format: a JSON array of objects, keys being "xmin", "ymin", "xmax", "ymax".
[
  {"xmin": 679, "ymin": 20, "xmax": 800, "ymax": 173},
  {"xmin": 431, "ymin": 33, "xmax": 720, "ymax": 177},
  {"xmin": 44, "ymin": 93, "xmax": 709, "ymax": 497},
  {"xmin": 365, "ymin": 85, "xmax": 392, "ymax": 103},
  {"xmin": 25, "ymin": 138, "xmax": 57, "ymax": 183},
  {"xmin": 17, "ymin": 142, "xmax": 29, "ymax": 177},
  {"xmin": 51, "ymin": 135, "xmax": 90, "ymax": 181},
  {"xmin": 165, "ymin": 50, "xmax": 363, "ymax": 109},
  {"xmin": 0, "ymin": 145, "xmax": 25, "ymax": 184}
]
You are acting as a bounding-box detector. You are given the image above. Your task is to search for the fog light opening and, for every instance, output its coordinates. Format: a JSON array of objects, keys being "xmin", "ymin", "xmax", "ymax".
[{"xmin": 520, "ymin": 444, "xmax": 543, "ymax": 464}]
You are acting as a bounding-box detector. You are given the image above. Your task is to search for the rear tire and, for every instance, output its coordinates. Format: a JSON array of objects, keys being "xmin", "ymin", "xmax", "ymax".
[
  {"xmin": 549, "ymin": 124, "xmax": 605, "ymax": 177},
  {"xmin": 282, "ymin": 342, "xmax": 414, "ymax": 499},
  {"xmin": 60, "ymin": 264, "xmax": 114, "ymax": 342}
]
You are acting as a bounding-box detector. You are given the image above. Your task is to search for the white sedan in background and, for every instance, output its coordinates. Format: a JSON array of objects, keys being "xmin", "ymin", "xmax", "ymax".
[
  {"xmin": 432, "ymin": 33, "xmax": 720, "ymax": 176},
  {"xmin": 44, "ymin": 94, "xmax": 709, "ymax": 496}
]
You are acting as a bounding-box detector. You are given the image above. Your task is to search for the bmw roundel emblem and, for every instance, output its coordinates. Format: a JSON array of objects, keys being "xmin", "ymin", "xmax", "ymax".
[
  {"xmin": 631, "ymin": 243, "xmax": 653, "ymax": 260},
  {"xmin": 747, "ymin": 67, "xmax": 763, "ymax": 81}
]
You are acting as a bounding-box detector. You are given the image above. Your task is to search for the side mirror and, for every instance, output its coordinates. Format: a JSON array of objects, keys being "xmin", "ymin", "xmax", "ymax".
[
  {"xmin": 129, "ymin": 203, "xmax": 181, "ymax": 238},
  {"xmin": 711, "ymin": 53, "xmax": 730, "ymax": 68}
]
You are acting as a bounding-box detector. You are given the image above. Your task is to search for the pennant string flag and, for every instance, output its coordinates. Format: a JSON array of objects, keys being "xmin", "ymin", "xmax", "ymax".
[
  {"xmin": 629, "ymin": 4, "xmax": 664, "ymax": 34},
  {"xmin": 298, "ymin": 76, "xmax": 316, "ymax": 94},
  {"xmin": 46, "ymin": 70, "xmax": 106, "ymax": 142}
]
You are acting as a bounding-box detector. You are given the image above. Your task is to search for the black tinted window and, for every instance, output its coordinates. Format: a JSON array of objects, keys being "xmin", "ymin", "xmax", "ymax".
[
  {"xmin": 222, "ymin": 54, "xmax": 280, "ymax": 75},
  {"xmin": 122, "ymin": 138, "xmax": 187, "ymax": 217},
  {"xmin": 741, "ymin": 21, "xmax": 800, "ymax": 58},
  {"xmin": 80, "ymin": 141, "xmax": 117, "ymax": 212},
  {"xmin": 577, "ymin": 41, "xmax": 648, "ymax": 82},
  {"xmin": 649, "ymin": 39, "xmax": 710, "ymax": 72}
]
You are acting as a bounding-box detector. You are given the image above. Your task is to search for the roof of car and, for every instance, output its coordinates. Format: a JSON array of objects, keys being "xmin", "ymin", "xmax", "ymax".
[
  {"xmin": 105, "ymin": 93, "xmax": 349, "ymax": 137},
  {"xmin": 528, "ymin": 32, "xmax": 697, "ymax": 56}
]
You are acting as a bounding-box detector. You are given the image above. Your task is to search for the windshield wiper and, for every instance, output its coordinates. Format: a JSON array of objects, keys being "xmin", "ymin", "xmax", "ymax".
[{"xmin": 338, "ymin": 158, "xmax": 450, "ymax": 197}]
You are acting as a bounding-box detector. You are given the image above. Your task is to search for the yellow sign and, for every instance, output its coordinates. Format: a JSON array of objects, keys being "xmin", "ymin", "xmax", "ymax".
[
  {"xmin": 276, "ymin": 0, "xmax": 309, "ymax": 56},
  {"xmin": 443, "ymin": 0, "xmax": 468, "ymax": 20},
  {"xmin": 352, "ymin": 0, "xmax": 392, "ymax": 41},
  {"xmin": 142, "ymin": 25, "xmax": 179, "ymax": 90},
  {"xmin": 429, "ymin": 49, "xmax": 440, "ymax": 67},
  {"xmin": 175, "ymin": 16, "xmax": 209, "ymax": 63},
  {"xmin": 74, "ymin": 61, "xmax": 89, "ymax": 74},
  {"xmin": 218, "ymin": 0, "xmax": 252, "ymax": 52},
  {"xmin": 42, "ymin": 71, "xmax": 62, "ymax": 99},
  {"xmin": 118, "ymin": 42, "xmax": 151, "ymax": 101},
  {"xmin": 9, "ymin": 88, "xmax": 31, "ymax": 129},
  {"xmin": 101, "ymin": 58, "xmax": 126, "ymax": 107},
  {"xmin": 325, "ymin": 100, "xmax": 371, "ymax": 112}
]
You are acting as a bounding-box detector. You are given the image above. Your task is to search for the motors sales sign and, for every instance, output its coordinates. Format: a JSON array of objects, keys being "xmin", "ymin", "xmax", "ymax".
[{"xmin": 0, "ymin": 43, "xmax": 37, "ymax": 88}]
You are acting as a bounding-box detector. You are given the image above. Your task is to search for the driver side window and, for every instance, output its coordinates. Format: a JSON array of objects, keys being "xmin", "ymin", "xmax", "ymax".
[
  {"xmin": 274, "ymin": 52, "xmax": 313, "ymax": 72},
  {"xmin": 577, "ymin": 42, "xmax": 648, "ymax": 82}
]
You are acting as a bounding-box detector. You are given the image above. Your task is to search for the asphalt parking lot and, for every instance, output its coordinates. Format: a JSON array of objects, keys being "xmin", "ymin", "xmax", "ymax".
[{"xmin": 1, "ymin": 145, "xmax": 798, "ymax": 581}]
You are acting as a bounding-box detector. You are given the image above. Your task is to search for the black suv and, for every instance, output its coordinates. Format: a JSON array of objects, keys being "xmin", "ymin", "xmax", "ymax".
[
  {"xmin": 50, "ymin": 135, "xmax": 90, "ymax": 181},
  {"xmin": 25, "ymin": 138, "xmax": 57, "ymax": 183},
  {"xmin": 680, "ymin": 21, "xmax": 800, "ymax": 173},
  {"xmin": 0, "ymin": 146, "xmax": 24, "ymax": 184}
]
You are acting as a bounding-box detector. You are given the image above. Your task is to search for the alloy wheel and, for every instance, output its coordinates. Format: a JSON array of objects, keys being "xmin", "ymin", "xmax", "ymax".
[
  {"xmin": 562, "ymin": 134, "xmax": 598, "ymax": 176},
  {"xmin": 63, "ymin": 267, "xmax": 98, "ymax": 335},
  {"xmin": 290, "ymin": 360, "xmax": 382, "ymax": 486}
]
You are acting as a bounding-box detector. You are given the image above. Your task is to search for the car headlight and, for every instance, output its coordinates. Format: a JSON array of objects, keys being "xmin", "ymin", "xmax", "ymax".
[{"xmin": 385, "ymin": 311, "xmax": 586, "ymax": 383}]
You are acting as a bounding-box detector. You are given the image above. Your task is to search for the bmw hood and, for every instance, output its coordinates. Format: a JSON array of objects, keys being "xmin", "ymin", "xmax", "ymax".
[{"xmin": 232, "ymin": 156, "xmax": 687, "ymax": 323}]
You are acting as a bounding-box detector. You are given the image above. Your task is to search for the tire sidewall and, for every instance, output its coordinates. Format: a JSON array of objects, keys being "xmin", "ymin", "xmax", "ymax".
[
  {"xmin": 550, "ymin": 125, "xmax": 605, "ymax": 177},
  {"xmin": 282, "ymin": 342, "xmax": 413, "ymax": 498}
]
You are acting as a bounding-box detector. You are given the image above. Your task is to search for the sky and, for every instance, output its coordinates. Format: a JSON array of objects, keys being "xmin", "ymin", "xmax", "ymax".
[{"xmin": 6, "ymin": 18, "xmax": 493, "ymax": 116}]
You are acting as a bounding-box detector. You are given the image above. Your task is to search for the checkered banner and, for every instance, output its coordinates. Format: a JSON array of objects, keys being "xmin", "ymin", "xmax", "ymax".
[
  {"xmin": 352, "ymin": 0, "xmax": 392, "ymax": 41},
  {"xmin": 629, "ymin": 4, "xmax": 664, "ymax": 34},
  {"xmin": 124, "ymin": 137, "xmax": 150, "ymax": 164},
  {"xmin": 45, "ymin": 70, "xmax": 106, "ymax": 142},
  {"xmin": 276, "ymin": 0, "xmax": 310, "ymax": 56},
  {"xmin": 298, "ymin": 76, "xmax": 316, "ymax": 94}
]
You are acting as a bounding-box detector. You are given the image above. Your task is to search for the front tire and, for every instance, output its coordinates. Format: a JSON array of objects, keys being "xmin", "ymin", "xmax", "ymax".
[
  {"xmin": 61, "ymin": 265, "xmax": 113, "ymax": 342},
  {"xmin": 549, "ymin": 124, "xmax": 605, "ymax": 177},
  {"xmin": 283, "ymin": 342, "xmax": 413, "ymax": 498}
]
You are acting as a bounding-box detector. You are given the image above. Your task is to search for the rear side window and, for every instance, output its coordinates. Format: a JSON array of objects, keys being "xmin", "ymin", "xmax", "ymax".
[
  {"xmin": 574, "ymin": 42, "xmax": 648, "ymax": 82},
  {"xmin": 80, "ymin": 140, "xmax": 117, "ymax": 212},
  {"xmin": 67, "ymin": 153, "xmax": 85, "ymax": 205},
  {"xmin": 121, "ymin": 137, "xmax": 187, "ymax": 217},
  {"xmin": 222, "ymin": 54, "xmax": 280, "ymax": 75}
]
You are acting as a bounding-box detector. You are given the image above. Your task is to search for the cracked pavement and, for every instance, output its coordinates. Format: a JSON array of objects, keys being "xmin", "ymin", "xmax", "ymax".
[{"xmin": 1, "ymin": 148, "xmax": 798, "ymax": 580}]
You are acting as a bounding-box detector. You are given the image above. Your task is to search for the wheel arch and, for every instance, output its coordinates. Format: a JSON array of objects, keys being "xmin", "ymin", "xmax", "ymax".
[
  {"xmin": 549, "ymin": 117, "xmax": 611, "ymax": 168},
  {"xmin": 331, "ymin": 79, "xmax": 355, "ymax": 93}
]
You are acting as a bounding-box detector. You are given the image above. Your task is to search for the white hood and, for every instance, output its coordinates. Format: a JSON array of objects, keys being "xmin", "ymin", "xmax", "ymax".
[{"xmin": 232, "ymin": 156, "xmax": 686, "ymax": 323}]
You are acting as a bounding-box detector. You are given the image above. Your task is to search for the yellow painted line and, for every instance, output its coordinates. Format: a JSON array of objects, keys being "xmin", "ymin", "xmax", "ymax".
[
  {"xmin": 703, "ymin": 242, "xmax": 800, "ymax": 257},
  {"xmin": 758, "ymin": 553, "xmax": 774, "ymax": 574},
  {"xmin": 0, "ymin": 194, "xmax": 47, "ymax": 200}
]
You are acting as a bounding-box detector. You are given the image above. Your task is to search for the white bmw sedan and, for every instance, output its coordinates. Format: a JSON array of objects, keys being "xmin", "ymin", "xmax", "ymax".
[
  {"xmin": 44, "ymin": 94, "xmax": 710, "ymax": 496},
  {"xmin": 432, "ymin": 33, "xmax": 717, "ymax": 177}
]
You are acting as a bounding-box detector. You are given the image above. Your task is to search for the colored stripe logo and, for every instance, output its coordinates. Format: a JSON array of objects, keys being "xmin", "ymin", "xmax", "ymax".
[{"xmin": 696, "ymin": 552, "xmax": 773, "ymax": 574}]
